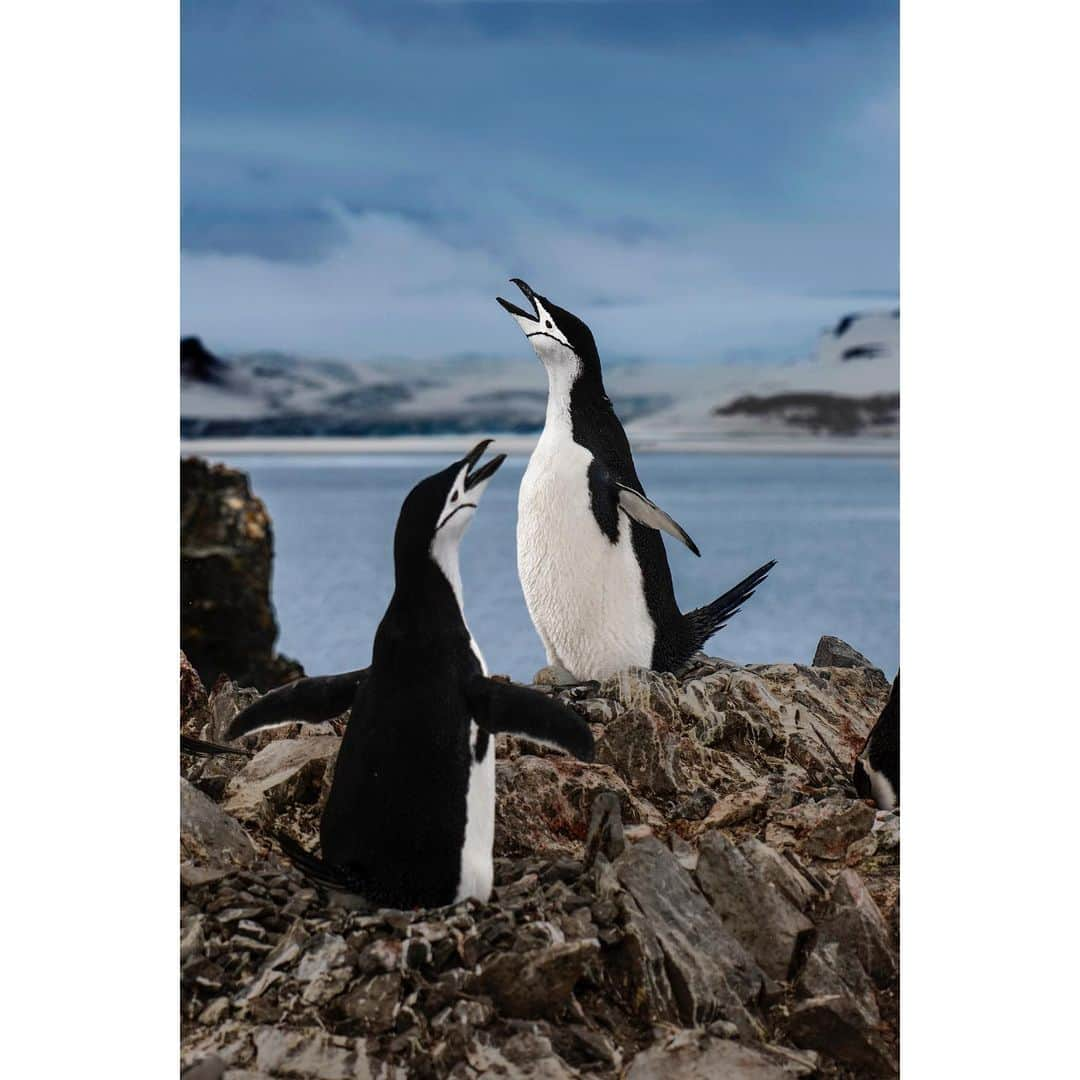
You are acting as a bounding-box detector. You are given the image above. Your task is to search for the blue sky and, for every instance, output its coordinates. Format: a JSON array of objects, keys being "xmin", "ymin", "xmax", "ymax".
[{"xmin": 181, "ymin": 1, "xmax": 897, "ymax": 364}]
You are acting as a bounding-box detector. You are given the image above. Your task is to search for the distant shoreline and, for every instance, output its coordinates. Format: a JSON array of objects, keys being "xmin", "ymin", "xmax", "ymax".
[{"xmin": 180, "ymin": 434, "xmax": 899, "ymax": 458}]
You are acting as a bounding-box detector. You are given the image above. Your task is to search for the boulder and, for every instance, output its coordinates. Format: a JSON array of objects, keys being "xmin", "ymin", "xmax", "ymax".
[
  {"xmin": 181, "ymin": 777, "xmax": 256, "ymax": 868},
  {"xmin": 817, "ymin": 869, "xmax": 898, "ymax": 986},
  {"xmin": 613, "ymin": 835, "xmax": 764, "ymax": 1034},
  {"xmin": 626, "ymin": 1030, "xmax": 816, "ymax": 1079},
  {"xmin": 812, "ymin": 635, "xmax": 877, "ymax": 670},
  {"xmin": 471, "ymin": 939, "xmax": 599, "ymax": 1019},
  {"xmin": 222, "ymin": 737, "xmax": 339, "ymax": 825},
  {"xmin": 695, "ymin": 831, "xmax": 816, "ymax": 981},
  {"xmin": 181, "ymin": 456, "xmax": 303, "ymax": 691}
]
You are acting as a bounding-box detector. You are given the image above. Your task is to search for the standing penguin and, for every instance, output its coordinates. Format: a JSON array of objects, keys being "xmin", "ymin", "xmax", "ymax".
[
  {"xmin": 497, "ymin": 279, "xmax": 776, "ymax": 683},
  {"xmin": 853, "ymin": 671, "xmax": 899, "ymax": 810},
  {"xmin": 228, "ymin": 442, "xmax": 594, "ymax": 908}
]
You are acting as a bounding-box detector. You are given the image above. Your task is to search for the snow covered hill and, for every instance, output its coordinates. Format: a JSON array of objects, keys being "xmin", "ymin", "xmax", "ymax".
[{"xmin": 181, "ymin": 310, "xmax": 898, "ymax": 447}]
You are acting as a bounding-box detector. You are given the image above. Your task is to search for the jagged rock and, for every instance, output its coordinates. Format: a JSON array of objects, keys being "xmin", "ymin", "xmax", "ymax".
[
  {"xmin": 787, "ymin": 993, "xmax": 897, "ymax": 1076},
  {"xmin": 818, "ymin": 869, "xmax": 897, "ymax": 986},
  {"xmin": 251, "ymin": 1025, "xmax": 392, "ymax": 1078},
  {"xmin": 583, "ymin": 791, "xmax": 625, "ymax": 867},
  {"xmin": 694, "ymin": 780, "xmax": 770, "ymax": 830},
  {"xmin": 181, "ymin": 1056, "xmax": 226, "ymax": 1080},
  {"xmin": 296, "ymin": 933, "xmax": 355, "ymax": 1005},
  {"xmin": 455, "ymin": 1031, "xmax": 581, "ymax": 1078},
  {"xmin": 812, "ymin": 635, "xmax": 877, "ymax": 670},
  {"xmin": 337, "ymin": 973, "xmax": 402, "ymax": 1034},
  {"xmin": 613, "ymin": 835, "xmax": 764, "ymax": 1034},
  {"xmin": 182, "ymin": 650, "xmax": 209, "ymax": 724},
  {"xmin": 770, "ymin": 794, "xmax": 877, "ymax": 860},
  {"xmin": 594, "ymin": 707, "xmax": 681, "ymax": 796},
  {"xmin": 471, "ymin": 939, "xmax": 599, "ymax": 1019},
  {"xmin": 739, "ymin": 838, "xmax": 821, "ymax": 912},
  {"xmin": 181, "ymin": 456, "xmax": 303, "ymax": 691},
  {"xmin": 223, "ymin": 737, "xmax": 339, "ymax": 825},
  {"xmin": 626, "ymin": 1030, "xmax": 816, "ymax": 1079},
  {"xmin": 181, "ymin": 778, "xmax": 256, "ymax": 868},
  {"xmin": 695, "ymin": 831, "xmax": 816, "ymax": 981}
]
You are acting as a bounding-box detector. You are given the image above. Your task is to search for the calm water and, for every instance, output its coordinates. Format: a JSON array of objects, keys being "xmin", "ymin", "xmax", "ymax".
[{"xmin": 216, "ymin": 453, "xmax": 899, "ymax": 682}]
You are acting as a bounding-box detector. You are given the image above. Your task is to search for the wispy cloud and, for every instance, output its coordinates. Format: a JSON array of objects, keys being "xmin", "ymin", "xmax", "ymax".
[{"xmin": 181, "ymin": 1, "xmax": 897, "ymax": 361}]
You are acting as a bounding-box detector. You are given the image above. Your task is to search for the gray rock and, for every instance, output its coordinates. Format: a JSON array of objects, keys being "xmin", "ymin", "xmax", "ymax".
[
  {"xmin": 251, "ymin": 1025, "xmax": 386, "ymax": 1078},
  {"xmin": 812, "ymin": 635, "xmax": 876, "ymax": 670},
  {"xmin": 583, "ymin": 791, "xmax": 625, "ymax": 868},
  {"xmin": 297, "ymin": 933, "xmax": 355, "ymax": 1004},
  {"xmin": 739, "ymin": 838, "xmax": 820, "ymax": 911},
  {"xmin": 222, "ymin": 737, "xmax": 339, "ymax": 824},
  {"xmin": 818, "ymin": 869, "xmax": 898, "ymax": 986},
  {"xmin": 614, "ymin": 835, "xmax": 765, "ymax": 1034},
  {"xmin": 338, "ymin": 973, "xmax": 402, "ymax": 1034},
  {"xmin": 594, "ymin": 708, "xmax": 681, "ymax": 796},
  {"xmin": 180, "ymin": 777, "xmax": 256, "ymax": 868},
  {"xmin": 695, "ymin": 831, "xmax": 816, "ymax": 981},
  {"xmin": 181, "ymin": 1056, "xmax": 226, "ymax": 1080},
  {"xmin": 471, "ymin": 939, "xmax": 599, "ymax": 1019},
  {"xmin": 771, "ymin": 794, "xmax": 876, "ymax": 861},
  {"xmin": 626, "ymin": 1030, "xmax": 815, "ymax": 1079},
  {"xmin": 787, "ymin": 994, "xmax": 898, "ymax": 1076},
  {"xmin": 456, "ymin": 1031, "xmax": 580, "ymax": 1078}
]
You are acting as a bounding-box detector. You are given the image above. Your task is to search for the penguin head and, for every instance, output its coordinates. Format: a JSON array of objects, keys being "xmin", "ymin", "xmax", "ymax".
[
  {"xmin": 394, "ymin": 439, "xmax": 506, "ymax": 570},
  {"xmin": 497, "ymin": 279, "xmax": 601, "ymax": 385}
]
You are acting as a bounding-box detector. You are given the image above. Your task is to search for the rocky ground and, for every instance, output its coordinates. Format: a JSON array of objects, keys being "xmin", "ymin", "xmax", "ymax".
[{"xmin": 181, "ymin": 640, "xmax": 898, "ymax": 1079}]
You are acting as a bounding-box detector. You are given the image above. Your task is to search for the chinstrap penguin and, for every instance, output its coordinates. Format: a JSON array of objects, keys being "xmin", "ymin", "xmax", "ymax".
[
  {"xmin": 853, "ymin": 670, "xmax": 899, "ymax": 810},
  {"xmin": 497, "ymin": 279, "xmax": 776, "ymax": 683},
  {"xmin": 240, "ymin": 442, "xmax": 595, "ymax": 908}
]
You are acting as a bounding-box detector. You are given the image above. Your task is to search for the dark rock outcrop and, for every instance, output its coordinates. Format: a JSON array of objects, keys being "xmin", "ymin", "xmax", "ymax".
[
  {"xmin": 812, "ymin": 634, "xmax": 877, "ymax": 670},
  {"xmin": 181, "ymin": 457, "xmax": 302, "ymax": 691},
  {"xmin": 714, "ymin": 392, "xmax": 899, "ymax": 437},
  {"xmin": 181, "ymin": 648, "xmax": 898, "ymax": 1078}
]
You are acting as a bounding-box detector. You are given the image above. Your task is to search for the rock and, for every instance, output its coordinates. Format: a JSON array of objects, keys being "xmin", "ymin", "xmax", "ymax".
[
  {"xmin": 181, "ymin": 650, "xmax": 209, "ymax": 724},
  {"xmin": 672, "ymin": 787, "xmax": 716, "ymax": 821},
  {"xmin": 181, "ymin": 778, "xmax": 256, "ymax": 868},
  {"xmin": 251, "ymin": 1025, "xmax": 390, "ymax": 1078},
  {"xmin": 614, "ymin": 835, "xmax": 764, "ymax": 1034},
  {"xmin": 787, "ymin": 994, "xmax": 898, "ymax": 1076},
  {"xmin": 181, "ymin": 456, "xmax": 303, "ymax": 691},
  {"xmin": 297, "ymin": 933, "xmax": 355, "ymax": 1004},
  {"xmin": 818, "ymin": 869, "xmax": 898, "ymax": 986},
  {"xmin": 471, "ymin": 939, "xmax": 599, "ymax": 1019},
  {"xmin": 695, "ymin": 831, "xmax": 816, "ymax": 982},
  {"xmin": 625, "ymin": 1030, "xmax": 815, "ymax": 1079},
  {"xmin": 181, "ymin": 1057, "xmax": 226, "ymax": 1080},
  {"xmin": 739, "ymin": 838, "xmax": 821, "ymax": 911},
  {"xmin": 222, "ymin": 737, "xmax": 339, "ymax": 824},
  {"xmin": 771, "ymin": 794, "xmax": 876, "ymax": 860},
  {"xmin": 594, "ymin": 707, "xmax": 681, "ymax": 796},
  {"xmin": 695, "ymin": 780, "xmax": 770, "ymax": 830},
  {"xmin": 338, "ymin": 973, "xmax": 402, "ymax": 1034},
  {"xmin": 812, "ymin": 635, "xmax": 877, "ymax": 670},
  {"xmin": 458, "ymin": 1031, "xmax": 580, "ymax": 1078},
  {"xmin": 582, "ymin": 791, "xmax": 625, "ymax": 867}
]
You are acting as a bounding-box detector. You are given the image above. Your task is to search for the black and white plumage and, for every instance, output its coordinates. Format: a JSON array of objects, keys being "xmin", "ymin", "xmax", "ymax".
[
  {"xmin": 224, "ymin": 668, "xmax": 369, "ymax": 740},
  {"xmin": 853, "ymin": 671, "xmax": 899, "ymax": 810},
  {"xmin": 497, "ymin": 279, "xmax": 775, "ymax": 681},
  {"xmin": 230, "ymin": 442, "xmax": 594, "ymax": 908}
]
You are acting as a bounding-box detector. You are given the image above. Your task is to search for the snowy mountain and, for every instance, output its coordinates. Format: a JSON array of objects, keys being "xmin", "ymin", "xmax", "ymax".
[{"xmin": 181, "ymin": 310, "xmax": 898, "ymax": 446}]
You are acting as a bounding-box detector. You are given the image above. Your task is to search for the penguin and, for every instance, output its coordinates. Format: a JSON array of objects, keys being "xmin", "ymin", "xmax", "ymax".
[
  {"xmin": 224, "ymin": 668, "xmax": 370, "ymax": 740},
  {"xmin": 180, "ymin": 734, "xmax": 251, "ymax": 758},
  {"xmin": 231, "ymin": 441, "xmax": 594, "ymax": 908},
  {"xmin": 853, "ymin": 671, "xmax": 899, "ymax": 810},
  {"xmin": 496, "ymin": 279, "xmax": 776, "ymax": 683}
]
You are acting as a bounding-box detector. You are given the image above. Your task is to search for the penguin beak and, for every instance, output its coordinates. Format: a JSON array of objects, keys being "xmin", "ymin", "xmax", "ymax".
[
  {"xmin": 496, "ymin": 278, "xmax": 540, "ymax": 323},
  {"xmin": 462, "ymin": 439, "xmax": 507, "ymax": 491}
]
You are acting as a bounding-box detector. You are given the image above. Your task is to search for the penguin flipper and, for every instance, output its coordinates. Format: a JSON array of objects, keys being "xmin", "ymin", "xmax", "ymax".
[
  {"xmin": 466, "ymin": 677, "xmax": 595, "ymax": 762},
  {"xmin": 224, "ymin": 668, "xmax": 369, "ymax": 741},
  {"xmin": 615, "ymin": 483, "xmax": 701, "ymax": 557},
  {"xmin": 180, "ymin": 734, "xmax": 252, "ymax": 758}
]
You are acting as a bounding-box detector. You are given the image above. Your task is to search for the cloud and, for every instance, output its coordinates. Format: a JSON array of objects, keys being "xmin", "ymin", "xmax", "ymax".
[
  {"xmin": 182, "ymin": 205, "xmax": 893, "ymax": 362},
  {"xmin": 181, "ymin": 2, "xmax": 897, "ymax": 361}
]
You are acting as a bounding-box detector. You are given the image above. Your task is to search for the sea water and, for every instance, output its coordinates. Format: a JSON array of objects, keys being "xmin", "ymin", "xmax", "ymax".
[{"xmin": 213, "ymin": 452, "xmax": 899, "ymax": 682}]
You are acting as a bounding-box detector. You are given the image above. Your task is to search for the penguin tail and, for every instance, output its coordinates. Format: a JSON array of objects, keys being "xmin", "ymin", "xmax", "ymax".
[
  {"xmin": 684, "ymin": 559, "xmax": 776, "ymax": 651},
  {"xmin": 223, "ymin": 668, "xmax": 369, "ymax": 741},
  {"xmin": 180, "ymin": 734, "xmax": 252, "ymax": 758},
  {"xmin": 275, "ymin": 832, "xmax": 363, "ymax": 894}
]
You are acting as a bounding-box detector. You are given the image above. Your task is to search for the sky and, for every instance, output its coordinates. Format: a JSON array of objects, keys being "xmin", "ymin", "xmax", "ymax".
[{"xmin": 181, "ymin": 0, "xmax": 898, "ymax": 365}]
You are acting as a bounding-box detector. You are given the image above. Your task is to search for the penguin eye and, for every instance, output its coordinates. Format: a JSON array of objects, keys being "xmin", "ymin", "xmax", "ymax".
[
  {"xmin": 451, "ymin": 490, "xmax": 458, "ymax": 502},
  {"xmin": 545, "ymin": 320, "xmax": 552, "ymax": 329}
]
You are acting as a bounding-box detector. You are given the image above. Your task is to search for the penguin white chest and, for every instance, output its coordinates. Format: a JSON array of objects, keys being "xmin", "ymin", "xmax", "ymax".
[
  {"xmin": 517, "ymin": 431, "xmax": 655, "ymax": 680},
  {"xmin": 456, "ymin": 642, "xmax": 495, "ymax": 903}
]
